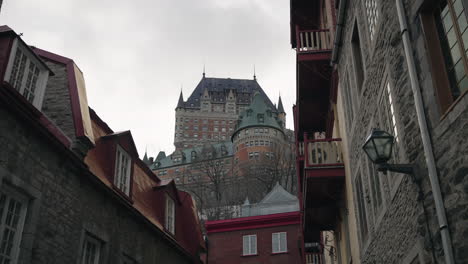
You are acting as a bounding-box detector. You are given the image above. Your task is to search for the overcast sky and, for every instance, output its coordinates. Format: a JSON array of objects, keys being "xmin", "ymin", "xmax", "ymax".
[{"xmin": 1, "ymin": 0, "xmax": 296, "ymax": 158}]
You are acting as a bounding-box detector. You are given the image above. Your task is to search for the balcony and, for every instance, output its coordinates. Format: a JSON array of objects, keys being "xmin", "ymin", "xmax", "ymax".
[
  {"xmin": 305, "ymin": 253, "xmax": 323, "ymax": 264},
  {"xmin": 295, "ymin": 27, "xmax": 332, "ymax": 61},
  {"xmin": 297, "ymin": 135, "xmax": 345, "ymax": 239}
]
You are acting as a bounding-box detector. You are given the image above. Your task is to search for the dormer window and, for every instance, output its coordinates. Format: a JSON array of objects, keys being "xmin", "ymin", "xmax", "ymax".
[
  {"xmin": 5, "ymin": 39, "xmax": 49, "ymax": 110},
  {"xmin": 114, "ymin": 145, "xmax": 131, "ymax": 195},
  {"xmin": 165, "ymin": 194, "xmax": 175, "ymax": 234},
  {"xmin": 191, "ymin": 151, "xmax": 197, "ymax": 160},
  {"xmin": 246, "ymin": 109, "xmax": 253, "ymax": 117}
]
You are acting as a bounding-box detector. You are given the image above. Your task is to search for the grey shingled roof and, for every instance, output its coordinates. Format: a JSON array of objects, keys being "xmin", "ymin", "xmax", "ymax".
[{"xmin": 183, "ymin": 77, "xmax": 276, "ymax": 109}]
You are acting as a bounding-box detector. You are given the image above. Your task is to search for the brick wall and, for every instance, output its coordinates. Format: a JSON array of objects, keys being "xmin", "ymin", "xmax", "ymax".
[{"xmin": 207, "ymin": 224, "xmax": 302, "ymax": 264}]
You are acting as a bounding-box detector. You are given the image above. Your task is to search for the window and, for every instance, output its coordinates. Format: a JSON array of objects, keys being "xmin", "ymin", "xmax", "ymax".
[
  {"xmin": 272, "ymin": 232, "xmax": 287, "ymax": 253},
  {"xmin": 165, "ymin": 195, "xmax": 175, "ymax": 234},
  {"xmin": 243, "ymin": 235, "xmax": 257, "ymax": 255},
  {"xmin": 379, "ymin": 82, "xmax": 401, "ymax": 160},
  {"xmin": 254, "ymin": 128, "xmax": 258, "ymax": 134},
  {"xmin": 0, "ymin": 188, "xmax": 28, "ymax": 264},
  {"xmin": 364, "ymin": 0, "xmax": 379, "ymax": 40},
  {"xmin": 222, "ymin": 127, "xmax": 226, "ymax": 132},
  {"xmin": 355, "ymin": 174, "xmax": 368, "ymax": 241},
  {"xmin": 351, "ymin": 21, "xmax": 365, "ymax": 93},
  {"xmin": 249, "ymin": 152, "xmax": 254, "ymax": 159},
  {"xmin": 81, "ymin": 234, "xmax": 102, "ymax": 264},
  {"xmin": 342, "ymin": 72, "xmax": 355, "ymax": 129},
  {"xmin": 114, "ymin": 146, "xmax": 131, "ymax": 195},
  {"xmin": 257, "ymin": 114, "xmax": 264, "ymax": 123},
  {"xmin": 191, "ymin": 151, "xmax": 197, "ymax": 160},
  {"xmin": 5, "ymin": 39, "xmax": 49, "ymax": 109},
  {"xmin": 214, "ymin": 127, "xmax": 219, "ymax": 132},
  {"xmin": 436, "ymin": 0, "xmax": 468, "ymax": 107},
  {"xmin": 245, "ymin": 129, "xmax": 249, "ymax": 135}
]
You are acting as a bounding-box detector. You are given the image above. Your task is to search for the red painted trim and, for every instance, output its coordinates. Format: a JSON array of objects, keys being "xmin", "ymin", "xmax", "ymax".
[
  {"xmin": 297, "ymin": 52, "xmax": 332, "ymax": 62},
  {"xmin": 89, "ymin": 107, "xmax": 113, "ymax": 133},
  {"xmin": 206, "ymin": 212, "xmax": 300, "ymax": 234},
  {"xmin": 305, "ymin": 168, "xmax": 345, "ymax": 178}
]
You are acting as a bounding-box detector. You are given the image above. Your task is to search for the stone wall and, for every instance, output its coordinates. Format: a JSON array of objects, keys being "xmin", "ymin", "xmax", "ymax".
[
  {"xmin": 336, "ymin": 0, "xmax": 468, "ymax": 263},
  {"xmin": 0, "ymin": 105, "xmax": 194, "ymax": 264}
]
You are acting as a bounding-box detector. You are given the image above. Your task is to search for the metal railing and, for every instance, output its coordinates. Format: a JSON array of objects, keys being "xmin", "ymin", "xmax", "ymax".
[{"xmin": 296, "ymin": 27, "xmax": 332, "ymax": 53}]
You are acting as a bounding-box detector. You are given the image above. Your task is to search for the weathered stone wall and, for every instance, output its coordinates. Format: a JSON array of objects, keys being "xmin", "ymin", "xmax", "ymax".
[
  {"xmin": 41, "ymin": 60, "xmax": 75, "ymax": 141},
  {"xmin": 0, "ymin": 106, "xmax": 193, "ymax": 264},
  {"xmin": 336, "ymin": 0, "xmax": 468, "ymax": 263}
]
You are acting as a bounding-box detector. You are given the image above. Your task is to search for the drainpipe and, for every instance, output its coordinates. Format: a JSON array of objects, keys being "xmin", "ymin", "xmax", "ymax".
[
  {"xmin": 395, "ymin": 1, "xmax": 455, "ymax": 263},
  {"xmin": 331, "ymin": 0, "xmax": 348, "ymax": 65}
]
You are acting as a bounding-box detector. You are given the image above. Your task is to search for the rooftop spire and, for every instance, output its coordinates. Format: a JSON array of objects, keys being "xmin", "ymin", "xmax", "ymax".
[
  {"xmin": 203, "ymin": 64, "xmax": 206, "ymax": 78},
  {"xmin": 177, "ymin": 89, "xmax": 184, "ymax": 108},
  {"xmin": 253, "ymin": 65, "xmax": 256, "ymax": 80},
  {"xmin": 278, "ymin": 95, "xmax": 285, "ymax": 113}
]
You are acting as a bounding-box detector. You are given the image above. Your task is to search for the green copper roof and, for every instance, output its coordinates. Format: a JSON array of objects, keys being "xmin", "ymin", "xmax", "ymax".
[{"xmin": 232, "ymin": 93, "xmax": 283, "ymax": 140}]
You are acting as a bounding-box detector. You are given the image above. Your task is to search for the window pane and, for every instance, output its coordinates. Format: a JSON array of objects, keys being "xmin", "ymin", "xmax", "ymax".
[
  {"xmin": 454, "ymin": 59, "xmax": 466, "ymax": 81},
  {"xmin": 454, "ymin": 0, "xmax": 463, "ymax": 16},
  {"xmin": 458, "ymin": 76, "xmax": 468, "ymax": 93},
  {"xmin": 458, "ymin": 13, "xmax": 468, "ymax": 33},
  {"xmin": 251, "ymin": 235, "xmax": 257, "ymax": 254},
  {"xmin": 451, "ymin": 43, "xmax": 462, "ymax": 63},
  {"xmin": 447, "ymin": 28, "xmax": 457, "ymax": 48},
  {"xmin": 443, "ymin": 11, "xmax": 453, "ymax": 30},
  {"xmin": 272, "ymin": 233, "xmax": 279, "ymax": 253}
]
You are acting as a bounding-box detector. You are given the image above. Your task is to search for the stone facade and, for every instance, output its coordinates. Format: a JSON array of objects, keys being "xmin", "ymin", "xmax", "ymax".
[{"xmin": 334, "ymin": 0, "xmax": 468, "ymax": 263}]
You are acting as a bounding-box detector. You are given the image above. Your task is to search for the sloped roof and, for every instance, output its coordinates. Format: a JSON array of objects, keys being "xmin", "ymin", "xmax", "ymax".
[
  {"xmin": 259, "ymin": 182, "xmax": 298, "ymax": 204},
  {"xmin": 277, "ymin": 95, "xmax": 285, "ymax": 113},
  {"xmin": 184, "ymin": 77, "xmax": 275, "ymax": 109},
  {"xmin": 232, "ymin": 93, "xmax": 283, "ymax": 139},
  {"xmin": 241, "ymin": 183, "xmax": 299, "ymax": 217},
  {"xmin": 150, "ymin": 141, "xmax": 233, "ymax": 169}
]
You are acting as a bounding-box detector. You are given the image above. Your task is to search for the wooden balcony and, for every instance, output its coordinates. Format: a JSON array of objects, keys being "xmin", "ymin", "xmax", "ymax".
[
  {"xmin": 298, "ymin": 137, "xmax": 343, "ymax": 168},
  {"xmin": 305, "ymin": 138, "xmax": 343, "ymax": 168},
  {"xmin": 295, "ymin": 27, "xmax": 332, "ymax": 61}
]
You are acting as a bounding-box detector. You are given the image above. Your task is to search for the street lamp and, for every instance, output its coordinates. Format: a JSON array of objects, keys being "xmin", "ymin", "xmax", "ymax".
[{"xmin": 362, "ymin": 128, "xmax": 413, "ymax": 175}]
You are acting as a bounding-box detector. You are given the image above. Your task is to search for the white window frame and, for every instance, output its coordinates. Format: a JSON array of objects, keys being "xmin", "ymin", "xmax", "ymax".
[
  {"xmin": 242, "ymin": 234, "xmax": 257, "ymax": 256},
  {"xmin": 165, "ymin": 194, "xmax": 175, "ymax": 235},
  {"xmin": 80, "ymin": 234, "xmax": 102, "ymax": 264},
  {"xmin": 4, "ymin": 38, "xmax": 49, "ymax": 110},
  {"xmin": 0, "ymin": 187, "xmax": 28, "ymax": 264},
  {"xmin": 272, "ymin": 232, "xmax": 287, "ymax": 253},
  {"xmin": 364, "ymin": 0, "xmax": 379, "ymax": 41},
  {"xmin": 114, "ymin": 145, "xmax": 132, "ymax": 196}
]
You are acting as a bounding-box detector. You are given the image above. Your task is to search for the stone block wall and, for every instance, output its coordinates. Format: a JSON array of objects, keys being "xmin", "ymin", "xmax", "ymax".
[
  {"xmin": 0, "ymin": 105, "xmax": 194, "ymax": 264},
  {"xmin": 335, "ymin": 0, "xmax": 468, "ymax": 263}
]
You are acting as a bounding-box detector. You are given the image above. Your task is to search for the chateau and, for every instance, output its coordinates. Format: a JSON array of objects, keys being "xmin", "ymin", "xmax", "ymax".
[{"xmin": 148, "ymin": 75, "xmax": 296, "ymax": 219}]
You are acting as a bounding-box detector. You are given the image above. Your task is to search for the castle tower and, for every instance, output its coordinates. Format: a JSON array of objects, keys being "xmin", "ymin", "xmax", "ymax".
[{"xmin": 231, "ymin": 93, "xmax": 287, "ymax": 200}]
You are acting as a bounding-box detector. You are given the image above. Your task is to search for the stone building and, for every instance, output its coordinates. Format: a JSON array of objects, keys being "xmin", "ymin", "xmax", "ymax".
[
  {"xmin": 205, "ymin": 183, "xmax": 302, "ymax": 264},
  {"xmin": 0, "ymin": 25, "xmax": 205, "ymax": 264},
  {"xmin": 290, "ymin": 0, "xmax": 468, "ymax": 263},
  {"xmin": 150, "ymin": 76, "xmax": 295, "ymax": 220},
  {"xmin": 173, "ymin": 75, "xmax": 284, "ymax": 150}
]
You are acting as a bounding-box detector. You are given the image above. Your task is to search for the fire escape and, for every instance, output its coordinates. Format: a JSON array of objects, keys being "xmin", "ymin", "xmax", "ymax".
[{"xmin": 290, "ymin": 0, "xmax": 344, "ymax": 263}]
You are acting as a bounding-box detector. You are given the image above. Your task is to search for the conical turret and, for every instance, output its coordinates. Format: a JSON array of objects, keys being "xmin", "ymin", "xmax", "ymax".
[{"xmin": 176, "ymin": 91, "xmax": 184, "ymax": 109}]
